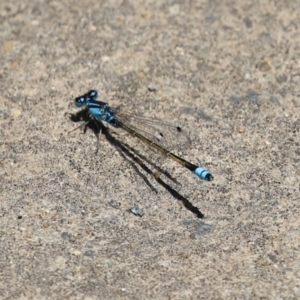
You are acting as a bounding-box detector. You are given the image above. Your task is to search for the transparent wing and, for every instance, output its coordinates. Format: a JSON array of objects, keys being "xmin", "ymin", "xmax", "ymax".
[{"xmin": 111, "ymin": 108, "xmax": 192, "ymax": 151}]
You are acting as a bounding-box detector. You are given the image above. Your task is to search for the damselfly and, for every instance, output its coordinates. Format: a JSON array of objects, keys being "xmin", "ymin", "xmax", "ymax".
[{"xmin": 71, "ymin": 90, "xmax": 213, "ymax": 181}]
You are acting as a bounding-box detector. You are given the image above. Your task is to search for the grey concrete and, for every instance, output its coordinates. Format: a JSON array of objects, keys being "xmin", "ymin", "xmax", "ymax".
[{"xmin": 0, "ymin": 1, "xmax": 299, "ymax": 299}]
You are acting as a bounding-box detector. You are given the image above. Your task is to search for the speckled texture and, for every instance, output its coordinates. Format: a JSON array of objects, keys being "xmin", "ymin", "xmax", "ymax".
[{"xmin": 0, "ymin": 1, "xmax": 299, "ymax": 299}]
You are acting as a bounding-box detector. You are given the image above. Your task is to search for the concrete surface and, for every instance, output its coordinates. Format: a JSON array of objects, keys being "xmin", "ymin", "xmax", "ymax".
[{"xmin": 0, "ymin": 0, "xmax": 299, "ymax": 299}]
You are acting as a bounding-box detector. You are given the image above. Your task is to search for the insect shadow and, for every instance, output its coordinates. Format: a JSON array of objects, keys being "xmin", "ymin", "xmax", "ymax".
[{"xmin": 67, "ymin": 108, "xmax": 204, "ymax": 218}]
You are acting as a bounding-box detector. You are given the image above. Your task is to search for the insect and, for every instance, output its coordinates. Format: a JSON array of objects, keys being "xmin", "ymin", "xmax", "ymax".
[{"xmin": 71, "ymin": 90, "xmax": 213, "ymax": 181}]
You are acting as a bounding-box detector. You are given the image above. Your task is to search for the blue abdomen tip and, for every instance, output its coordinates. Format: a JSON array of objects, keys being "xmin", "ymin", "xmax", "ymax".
[{"xmin": 194, "ymin": 167, "xmax": 213, "ymax": 181}]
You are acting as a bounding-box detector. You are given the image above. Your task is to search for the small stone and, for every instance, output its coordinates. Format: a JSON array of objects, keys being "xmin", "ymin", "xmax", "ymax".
[
  {"xmin": 256, "ymin": 59, "xmax": 271, "ymax": 72},
  {"xmin": 147, "ymin": 83, "xmax": 158, "ymax": 92},
  {"xmin": 130, "ymin": 205, "xmax": 144, "ymax": 217}
]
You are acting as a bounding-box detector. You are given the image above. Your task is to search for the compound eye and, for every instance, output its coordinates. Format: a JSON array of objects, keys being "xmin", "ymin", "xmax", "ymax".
[
  {"xmin": 74, "ymin": 96, "xmax": 86, "ymax": 107},
  {"xmin": 88, "ymin": 90, "xmax": 98, "ymax": 99}
]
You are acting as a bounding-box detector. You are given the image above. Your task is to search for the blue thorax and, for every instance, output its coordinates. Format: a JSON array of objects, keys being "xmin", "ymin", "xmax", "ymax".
[{"xmin": 74, "ymin": 91, "xmax": 117, "ymax": 126}]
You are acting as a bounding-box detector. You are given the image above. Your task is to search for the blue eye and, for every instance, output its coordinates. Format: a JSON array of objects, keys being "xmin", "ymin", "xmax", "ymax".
[
  {"xmin": 88, "ymin": 90, "xmax": 98, "ymax": 99},
  {"xmin": 74, "ymin": 96, "xmax": 86, "ymax": 107}
]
